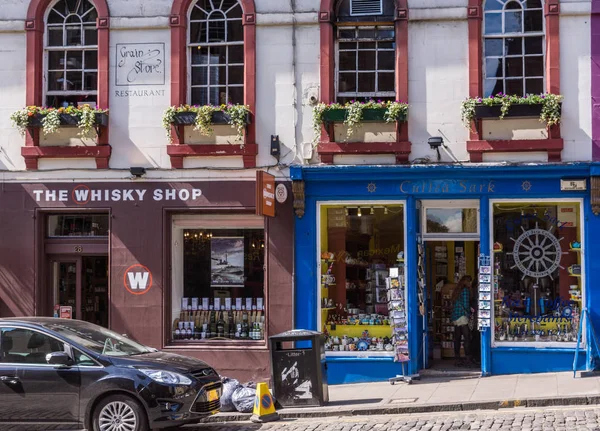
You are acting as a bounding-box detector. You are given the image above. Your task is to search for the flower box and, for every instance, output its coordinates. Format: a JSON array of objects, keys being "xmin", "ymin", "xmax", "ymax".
[
  {"xmin": 473, "ymin": 103, "xmax": 549, "ymax": 119},
  {"xmin": 28, "ymin": 112, "xmax": 109, "ymax": 128},
  {"xmin": 322, "ymin": 108, "xmax": 406, "ymax": 123},
  {"xmin": 172, "ymin": 111, "xmax": 251, "ymax": 126}
]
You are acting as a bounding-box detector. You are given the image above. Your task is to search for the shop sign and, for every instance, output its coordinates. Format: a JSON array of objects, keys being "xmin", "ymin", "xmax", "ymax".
[
  {"xmin": 31, "ymin": 185, "xmax": 202, "ymax": 204},
  {"xmin": 116, "ymin": 43, "xmax": 165, "ymax": 86},
  {"xmin": 256, "ymin": 171, "xmax": 275, "ymax": 217},
  {"xmin": 124, "ymin": 264, "xmax": 153, "ymax": 295},
  {"xmin": 560, "ymin": 179, "xmax": 586, "ymax": 191},
  {"xmin": 399, "ymin": 180, "xmax": 496, "ymax": 194},
  {"xmin": 59, "ymin": 306, "xmax": 72, "ymax": 319},
  {"xmin": 276, "ymin": 183, "xmax": 288, "ymax": 203}
]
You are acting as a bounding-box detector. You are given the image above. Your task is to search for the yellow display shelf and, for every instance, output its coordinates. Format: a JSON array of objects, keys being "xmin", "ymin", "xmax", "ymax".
[
  {"xmin": 569, "ymin": 248, "xmax": 581, "ymax": 252},
  {"xmin": 569, "ymin": 274, "xmax": 581, "ymax": 278},
  {"xmin": 326, "ymin": 324, "xmax": 391, "ymax": 338}
]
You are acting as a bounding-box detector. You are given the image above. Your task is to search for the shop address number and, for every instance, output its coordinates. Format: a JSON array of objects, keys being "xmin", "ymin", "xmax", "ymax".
[{"xmin": 74, "ymin": 246, "xmax": 83, "ymax": 253}]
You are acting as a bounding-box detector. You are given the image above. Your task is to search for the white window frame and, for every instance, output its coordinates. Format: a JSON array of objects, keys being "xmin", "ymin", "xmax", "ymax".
[
  {"xmin": 483, "ymin": 0, "xmax": 546, "ymax": 98},
  {"xmin": 421, "ymin": 200, "xmax": 480, "ymax": 241},
  {"xmin": 43, "ymin": 0, "xmax": 98, "ymax": 106},
  {"xmin": 316, "ymin": 200, "xmax": 407, "ymax": 358},
  {"xmin": 187, "ymin": 0, "xmax": 244, "ymax": 106},
  {"xmin": 489, "ymin": 198, "xmax": 585, "ymax": 349}
]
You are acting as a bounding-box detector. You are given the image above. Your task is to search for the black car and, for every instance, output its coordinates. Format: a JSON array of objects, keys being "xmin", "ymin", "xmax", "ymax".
[{"xmin": 0, "ymin": 317, "xmax": 222, "ymax": 430}]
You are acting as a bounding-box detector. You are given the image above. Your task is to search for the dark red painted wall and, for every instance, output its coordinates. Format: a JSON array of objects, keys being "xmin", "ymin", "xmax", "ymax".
[{"xmin": 0, "ymin": 180, "xmax": 294, "ymax": 382}]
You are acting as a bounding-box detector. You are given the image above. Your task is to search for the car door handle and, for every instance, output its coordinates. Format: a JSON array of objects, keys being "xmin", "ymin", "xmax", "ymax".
[{"xmin": 0, "ymin": 375, "xmax": 20, "ymax": 385}]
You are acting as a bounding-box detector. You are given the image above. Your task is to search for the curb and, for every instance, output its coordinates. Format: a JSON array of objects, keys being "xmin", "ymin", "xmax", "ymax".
[{"xmin": 200, "ymin": 395, "xmax": 600, "ymax": 423}]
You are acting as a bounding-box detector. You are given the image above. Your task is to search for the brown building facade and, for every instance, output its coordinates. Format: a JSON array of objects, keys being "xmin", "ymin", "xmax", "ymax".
[{"xmin": 0, "ymin": 179, "xmax": 293, "ymax": 382}]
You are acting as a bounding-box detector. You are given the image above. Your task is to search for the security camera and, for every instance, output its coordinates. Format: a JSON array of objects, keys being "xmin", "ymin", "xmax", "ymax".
[{"xmin": 428, "ymin": 136, "xmax": 444, "ymax": 149}]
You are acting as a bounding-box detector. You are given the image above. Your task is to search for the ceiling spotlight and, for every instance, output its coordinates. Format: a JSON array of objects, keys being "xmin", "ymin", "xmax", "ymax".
[
  {"xmin": 370, "ymin": 207, "xmax": 375, "ymax": 215},
  {"xmin": 521, "ymin": 209, "xmax": 525, "ymax": 216},
  {"xmin": 533, "ymin": 208, "xmax": 538, "ymax": 216},
  {"xmin": 345, "ymin": 207, "xmax": 349, "ymax": 216},
  {"xmin": 357, "ymin": 207, "xmax": 362, "ymax": 217},
  {"xmin": 384, "ymin": 207, "xmax": 389, "ymax": 215}
]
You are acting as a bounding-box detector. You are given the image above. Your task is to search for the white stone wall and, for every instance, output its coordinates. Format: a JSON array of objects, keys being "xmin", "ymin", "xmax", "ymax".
[{"xmin": 0, "ymin": 0, "xmax": 593, "ymax": 179}]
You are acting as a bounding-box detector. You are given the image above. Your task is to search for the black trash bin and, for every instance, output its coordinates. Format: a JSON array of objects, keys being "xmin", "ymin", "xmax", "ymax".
[{"xmin": 269, "ymin": 329, "xmax": 329, "ymax": 408}]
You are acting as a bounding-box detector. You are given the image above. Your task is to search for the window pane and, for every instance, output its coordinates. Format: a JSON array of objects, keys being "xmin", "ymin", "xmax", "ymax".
[
  {"xmin": 229, "ymin": 86, "xmax": 243, "ymax": 105},
  {"xmin": 1, "ymin": 328, "xmax": 64, "ymax": 364},
  {"xmin": 191, "ymin": 87, "xmax": 208, "ymax": 105},
  {"xmin": 486, "ymin": 58, "xmax": 503, "ymax": 78},
  {"xmin": 377, "ymin": 28, "xmax": 394, "ymax": 40},
  {"xmin": 209, "ymin": 45, "xmax": 227, "ymax": 64},
  {"xmin": 227, "ymin": 19, "xmax": 243, "ymax": 42},
  {"xmin": 525, "ymin": 78, "xmax": 544, "ymax": 94},
  {"xmin": 339, "ymin": 29, "xmax": 356, "ymax": 39},
  {"xmin": 505, "ymin": 57, "xmax": 523, "ymax": 77},
  {"xmin": 48, "ymin": 10, "xmax": 64, "ymax": 24},
  {"xmin": 492, "ymin": 203, "xmax": 582, "ymax": 344},
  {"xmin": 66, "ymin": 51, "xmax": 83, "ymax": 70},
  {"xmin": 208, "ymin": 20, "xmax": 225, "ymax": 42},
  {"xmin": 505, "ymin": 37, "xmax": 523, "ymax": 55},
  {"xmin": 357, "ymin": 72, "xmax": 375, "ymax": 92},
  {"xmin": 339, "ymin": 42, "xmax": 357, "ymax": 50},
  {"xmin": 190, "ymin": 22, "xmax": 207, "ymax": 44},
  {"xmin": 49, "ymin": 51, "xmax": 65, "ymax": 70},
  {"xmin": 378, "ymin": 73, "xmax": 394, "ymax": 92},
  {"xmin": 66, "ymin": 71, "xmax": 83, "ymax": 90},
  {"xmin": 83, "ymin": 27, "xmax": 97, "ymax": 45},
  {"xmin": 357, "ymin": 51, "xmax": 375, "ymax": 71},
  {"xmin": 338, "ymin": 72, "xmax": 357, "ymax": 93},
  {"xmin": 505, "ymin": 11, "xmax": 523, "ymax": 33},
  {"xmin": 84, "ymin": 50, "xmax": 97, "ymax": 70},
  {"xmin": 191, "ymin": 47, "xmax": 209, "ymax": 65},
  {"xmin": 484, "ymin": 13, "xmax": 502, "ymax": 35},
  {"xmin": 485, "ymin": 0, "xmax": 504, "ymax": 10},
  {"xmin": 524, "ymin": 10, "xmax": 543, "ymax": 32},
  {"xmin": 48, "ymin": 28, "xmax": 63, "ymax": 46},
  {"xmin": 226, "ymin": 3, "xmax": 242, "ymax": 19},
  {"xmin": 425, "ymin": 209, "xmax": 478, "ymax": 234},
  {"xmin": 378, "ymin": 41, "xmax": 394, "ymax": 50},
  {"xmin": 191, "ymin": 66, "xmax": 208, "ymax": 86},
  {"xmin": 48, "ymin": 214, "xmax": 108, "ymax": 237},
  {"xmin": 358, "ymin": 42, "xmax": 376, "ymax": 50},
  {"xmin": 505, "ymin": 1, "xmax": 522, "ymax": 10},
  {"xmin": 66, "ymin": 26, "xmax": 82, "ymax": 46},
  {"xmin": 228, "ymin": 45, "xmax": 244, "ymax": 64},
  {"xmin": 484, "ymin": 79, "xmax": 504, "ymax": 98},
  {"xmin": 339, "ymin": 51, "xmax": 357, "ymax": 71},
  {"xmin": 506, "ymin": 79, "xmax": 524, "ymax": 96},
  {"xmin": 485, "ymin": 39, "xmax": 503, "ymax": 57},
  {"xmin": 358, "ymin": 28, "xmax": 376, "ymax": 39},
  {"xmin": 210, "ymin": 66, "xmax": 227, "ymax": 85},
  {"xmin": 377, "ymin": 51, "xmax": 395, "ymax": 70},
  {"xmin": 229, "ymin": 66, "xmax": 244, "ymax": 85},
  {"xmin": 527, "ymin": 0, "xmax": 542, "ymax": 8},
  {"xmin": 525, "ymin": 36, "xmax": 544, "ymax": 54},
  {"xmin": 190, "ymin": 5, "xmax": 208, "ymax": 20},
  {"xmin": 83, "ymin": 72, "xmax": 97, "ymax": 91},
  {"xmin": 48, "ymin": 71, "xmax": 65, "ymax": 91},
  {"xmin": 525, "ymin": 56, "xmax": 544, "ymax": 77}
]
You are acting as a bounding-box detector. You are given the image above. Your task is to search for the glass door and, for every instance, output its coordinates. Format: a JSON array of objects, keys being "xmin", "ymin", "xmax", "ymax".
[{"xmin": 53, "ymin": 258, "xmax": 81, "ymax": 320}]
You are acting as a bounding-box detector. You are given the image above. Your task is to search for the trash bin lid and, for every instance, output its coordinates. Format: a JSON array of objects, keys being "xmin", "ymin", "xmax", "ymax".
[{"xmin": 269, "ymin": 329, "xmax": 322, "ymax": 340}]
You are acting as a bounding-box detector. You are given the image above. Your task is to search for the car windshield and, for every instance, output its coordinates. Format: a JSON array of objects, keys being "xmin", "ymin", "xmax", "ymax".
[{"xmin": 45, "ymin": 321, "xmax": 153, "ymax": 357}]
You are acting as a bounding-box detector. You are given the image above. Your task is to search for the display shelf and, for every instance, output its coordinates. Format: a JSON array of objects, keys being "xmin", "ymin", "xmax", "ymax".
[
  {"xmin": 325, "ymin": 351, "xmax": 395, "ymax": 357},
  {"xmin": 326, "ymin": 324, "xmax": 391, "ymax": 338},
  {"xmin": 569, "ymin": 248, "xmax": 581, "ymax": 252},
  {"xmin": 569, "ymin": 274, "xmax": 581, "ymax": 278}
]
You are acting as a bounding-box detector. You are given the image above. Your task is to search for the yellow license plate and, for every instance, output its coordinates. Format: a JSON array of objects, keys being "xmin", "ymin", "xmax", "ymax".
[{"xmin": 207, "ymin": 390, "xmax": 219, "ymax": 402}]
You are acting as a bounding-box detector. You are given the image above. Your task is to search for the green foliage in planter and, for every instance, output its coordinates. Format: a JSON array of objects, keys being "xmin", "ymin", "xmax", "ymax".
[
  {"xmin": 460, "ymin": 93, "xmax": 563, "ymax": 129},
  {"xmin": 163, "ymin": 104, "xmax": 251, "ymax": 144},
  {"xmin": 10, "ymin": 105, "xmax": 108, "ymax": 137},
  {"xmin": 312, "ymin": 100, "xmax": 409, "ymax": 144}
]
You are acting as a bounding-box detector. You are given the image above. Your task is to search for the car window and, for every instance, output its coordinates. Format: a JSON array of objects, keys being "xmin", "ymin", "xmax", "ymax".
[
  {"xmin": 1, "ymin": 327, "xmax": 65, "ymax": 364},
  {"xmin": 73, "ymin": 349, "xmax": 96, "ymax": 366}
]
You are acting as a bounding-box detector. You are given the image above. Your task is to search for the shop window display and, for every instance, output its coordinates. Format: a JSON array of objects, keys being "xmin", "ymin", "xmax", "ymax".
[
  {"xmin": 320, "ymin": 204, "xmax": 405, "ymax": 354},
  {"xmin": 492, "ymin": 202, "xmax": 583, "ymax": 344},
  {"xmin": 171, "ymin": 221, "xmax": 265, "ymax": 343}
]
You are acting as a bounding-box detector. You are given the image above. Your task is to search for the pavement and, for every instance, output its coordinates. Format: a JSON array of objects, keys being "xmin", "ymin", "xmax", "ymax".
[{"xmin": 201, "ymin": 370, "xmax": 600, "ymax": 423}]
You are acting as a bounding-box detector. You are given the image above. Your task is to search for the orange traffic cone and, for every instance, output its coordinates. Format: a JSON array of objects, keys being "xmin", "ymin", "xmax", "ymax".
[{"xmin": 249, "ymin": 382, "xmax": 280, "ymax": 423}]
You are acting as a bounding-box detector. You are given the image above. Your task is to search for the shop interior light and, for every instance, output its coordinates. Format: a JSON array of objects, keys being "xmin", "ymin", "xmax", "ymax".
[
  {"xmin": 533, "ymin": 208, "xmax": 538, "ymax": 216},
  {"xmin": 357, "ymin": 207, "xmax": 362, "ymax": 217},
  {"xmin": 345, "ymin": 207, "xmax": 349, "ymax": 216},
  {"xmin": 521, "ymin": 209, "xmax": 525, "ymax": 216},
  {"xmin": 384, "ymin": 207, "xmax": 389, "ymax": 215},
  {"xmin": 370, "ymin": 207, "xmax": 375, "ymax": 215}
]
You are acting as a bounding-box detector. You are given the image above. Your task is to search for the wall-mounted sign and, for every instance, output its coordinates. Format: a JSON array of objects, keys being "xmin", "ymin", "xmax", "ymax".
[
  {"xmin": 59, "ymin": 306, "xmax": 72, "ymax": 319},
  {"xmin": 31, "ymin": 185, "xmax": 202, "ymax": 204},
  {"xmin": 276, "ymin": 183, "xmax": 288, "ymax": 204},
  {"xmin": 560, "ymin": 179, "xmax": 586, "ymax": 191},
  {"xmin": 116, "ymin": 43, "xmax": 165, "ymax": 86},
  {"xmin": 124, "ymin": 264, "xmax": 153, "ymax": 295},
  {"xmin": 256, "ymin": 171, "xmax": 275, "ymax": 217}
]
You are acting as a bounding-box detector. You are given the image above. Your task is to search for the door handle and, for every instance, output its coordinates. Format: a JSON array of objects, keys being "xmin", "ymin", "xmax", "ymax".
[{"xmin": 0, "ymin": 375, "xmax": 20, "ymax": 385}]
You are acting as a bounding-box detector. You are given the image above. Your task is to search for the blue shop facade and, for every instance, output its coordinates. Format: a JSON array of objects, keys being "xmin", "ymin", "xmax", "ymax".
[{"xmin": 291, "ymin": 163, "xmax": 600, "ymax": 384}]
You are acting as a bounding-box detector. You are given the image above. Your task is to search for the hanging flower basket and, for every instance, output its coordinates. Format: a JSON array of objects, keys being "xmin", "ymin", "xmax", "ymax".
[
  {"xmin": 27, "ymin": 112, "xmax": 109, "ymax": 128},
  {"xmin": 171, "ymin": 111, "xmax": 251, "ymax": 126},
  {"xmin": 322, "ymin": 107, "xmax": 407, "ymax": 123},
  {"xmin": 10, "ymin": 105, "xmax": 109, "ymax": 137},
  {"xmin": 473, "ymin": 103, "xmax": 545, "ymax": 119}
]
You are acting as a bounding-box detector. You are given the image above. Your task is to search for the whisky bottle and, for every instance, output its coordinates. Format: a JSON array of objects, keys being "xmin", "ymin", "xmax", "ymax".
[
  {"xmin": 217, "ymin": 311, "xmax": 225, "ymax": 337},
  {"xmin": 241, "ymin": 311, "xmax": 249, "ymax": 339}
]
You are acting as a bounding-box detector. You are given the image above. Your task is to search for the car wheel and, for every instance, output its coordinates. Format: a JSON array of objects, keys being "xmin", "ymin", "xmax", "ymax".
[{"xmin": 92, "ymin": 394, "xmax": 148, "ymax": 431}]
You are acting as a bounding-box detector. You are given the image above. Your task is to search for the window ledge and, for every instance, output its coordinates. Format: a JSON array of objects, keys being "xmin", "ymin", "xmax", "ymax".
[
  {"xmin": 21, "ymin": 145, "xmax": 111, "ymax": 170},
  {"xmin": 318, "ymin": 141, "xmax": 411, "ymax": 164},
  {"xmin": 164, "ymin": 339, "xmax": 267, "ymax": 351},
  {"xmin": 167, "ymin": 143, "xmax": 258, "ymax": 168},
  {"xmin": 467, "ymin": 139, "xmax": 563, "ymax": 162}
]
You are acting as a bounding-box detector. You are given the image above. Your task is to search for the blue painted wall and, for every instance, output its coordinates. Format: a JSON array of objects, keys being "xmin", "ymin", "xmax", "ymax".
[{"xmin": 292, "ymin": 164, "xmax": 600, "ymax": 383}]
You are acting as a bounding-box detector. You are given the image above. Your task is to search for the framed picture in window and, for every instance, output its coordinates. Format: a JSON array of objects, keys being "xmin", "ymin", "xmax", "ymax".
[{"xmin": 210, "ymin": 237, "xmax": 245, "ymax": 287}]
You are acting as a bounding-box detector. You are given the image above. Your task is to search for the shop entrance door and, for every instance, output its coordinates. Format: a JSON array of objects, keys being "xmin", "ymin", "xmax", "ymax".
[{"xmin": 51, "ymin": 255, "xmax": 109, "ymax": 327}]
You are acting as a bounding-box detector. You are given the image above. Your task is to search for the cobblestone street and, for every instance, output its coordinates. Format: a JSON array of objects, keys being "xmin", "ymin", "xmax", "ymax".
[{"xmin": 192, "ymin": 407, "xmax": 600, "ymax": 431}]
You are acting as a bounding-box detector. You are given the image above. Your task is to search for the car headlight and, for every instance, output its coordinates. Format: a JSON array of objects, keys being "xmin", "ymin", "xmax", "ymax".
[{"xmin": 139, "ymin": 369, "xmax": 192, "ymax": 385}]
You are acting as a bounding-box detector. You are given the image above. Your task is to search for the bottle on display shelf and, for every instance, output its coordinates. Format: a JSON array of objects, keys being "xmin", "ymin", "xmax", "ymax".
[
  {"xmin": 209, "ymin": 310, "xmax": 217, "ymax": 338},
  {"xmin": 174, "ymin": 328, "xmax": 181, "ymax": 340},
  {"xmin": 217, "ymin": 311, "xmax": 225, "ymax": 337},
  {"xmin": 228, "ymin": 313, "xmax": 235, "ymax": 339},
  {"xmin": 241, "ymin": 311, "xmax": 249, "ymax": 338}
]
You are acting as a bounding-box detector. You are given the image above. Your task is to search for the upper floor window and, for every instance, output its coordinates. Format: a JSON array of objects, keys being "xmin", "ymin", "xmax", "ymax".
[
  {"xmin": 483, "ymin": 0, "xmax": 545, "ymax": 97},
  {"xmin": 334, "ymin": 0, "xmax": 396, "ymax": 104},
  {"xmin": 188, "ymin": 0, "xmax": 244, "ymax": 106},
  {"xmin": 45, "ymin": 0, "xmax": 99, "ymax": 108}
]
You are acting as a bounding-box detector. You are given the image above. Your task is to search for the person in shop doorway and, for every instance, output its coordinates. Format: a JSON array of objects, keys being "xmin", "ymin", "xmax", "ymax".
[{"xmin": 451, "ymin": 275, "xmax": 476, "ymax": 367}]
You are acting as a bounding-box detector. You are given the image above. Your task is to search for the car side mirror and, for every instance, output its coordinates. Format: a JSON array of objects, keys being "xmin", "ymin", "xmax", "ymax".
[{"xmin": 46, "ymin": 351, "xmax": 71, "ymax": 366}]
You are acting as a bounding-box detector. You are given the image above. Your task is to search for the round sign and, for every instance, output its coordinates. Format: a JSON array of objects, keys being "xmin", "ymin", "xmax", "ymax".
[
  {"xmin": 124, "ymin": 264, "xmax": 153, "ymax": 295},
  {"xmin": 509, "ymin": 224, "xmax": 562, "ymax": 280},
  {"xmin": 275, "ymin": 184, "xmax": 288, "ymax": 203}
]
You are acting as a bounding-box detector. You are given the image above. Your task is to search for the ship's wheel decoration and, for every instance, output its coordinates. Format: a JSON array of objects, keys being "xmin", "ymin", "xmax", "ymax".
[{"xmin": 509, "ymin": 223, "xmax": 567, "ymax": 281}]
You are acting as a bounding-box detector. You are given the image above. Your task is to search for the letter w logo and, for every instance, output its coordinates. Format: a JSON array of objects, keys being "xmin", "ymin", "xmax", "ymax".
[{"xmin": 127, "ymin": 272, "xmax": 149, "ymax": 290}]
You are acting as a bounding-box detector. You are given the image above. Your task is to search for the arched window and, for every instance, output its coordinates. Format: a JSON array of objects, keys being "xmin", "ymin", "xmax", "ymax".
[
  {"xmin": 45, "ymin": 0, "xmax": 99, "ymax": 108},
  {"xmin": 483, "ymin": 0, "xmax": 545, "ymax": 97},
  {"xmin": 188, "ymin": 0, "xmax": 244, "ymax": 105}
]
